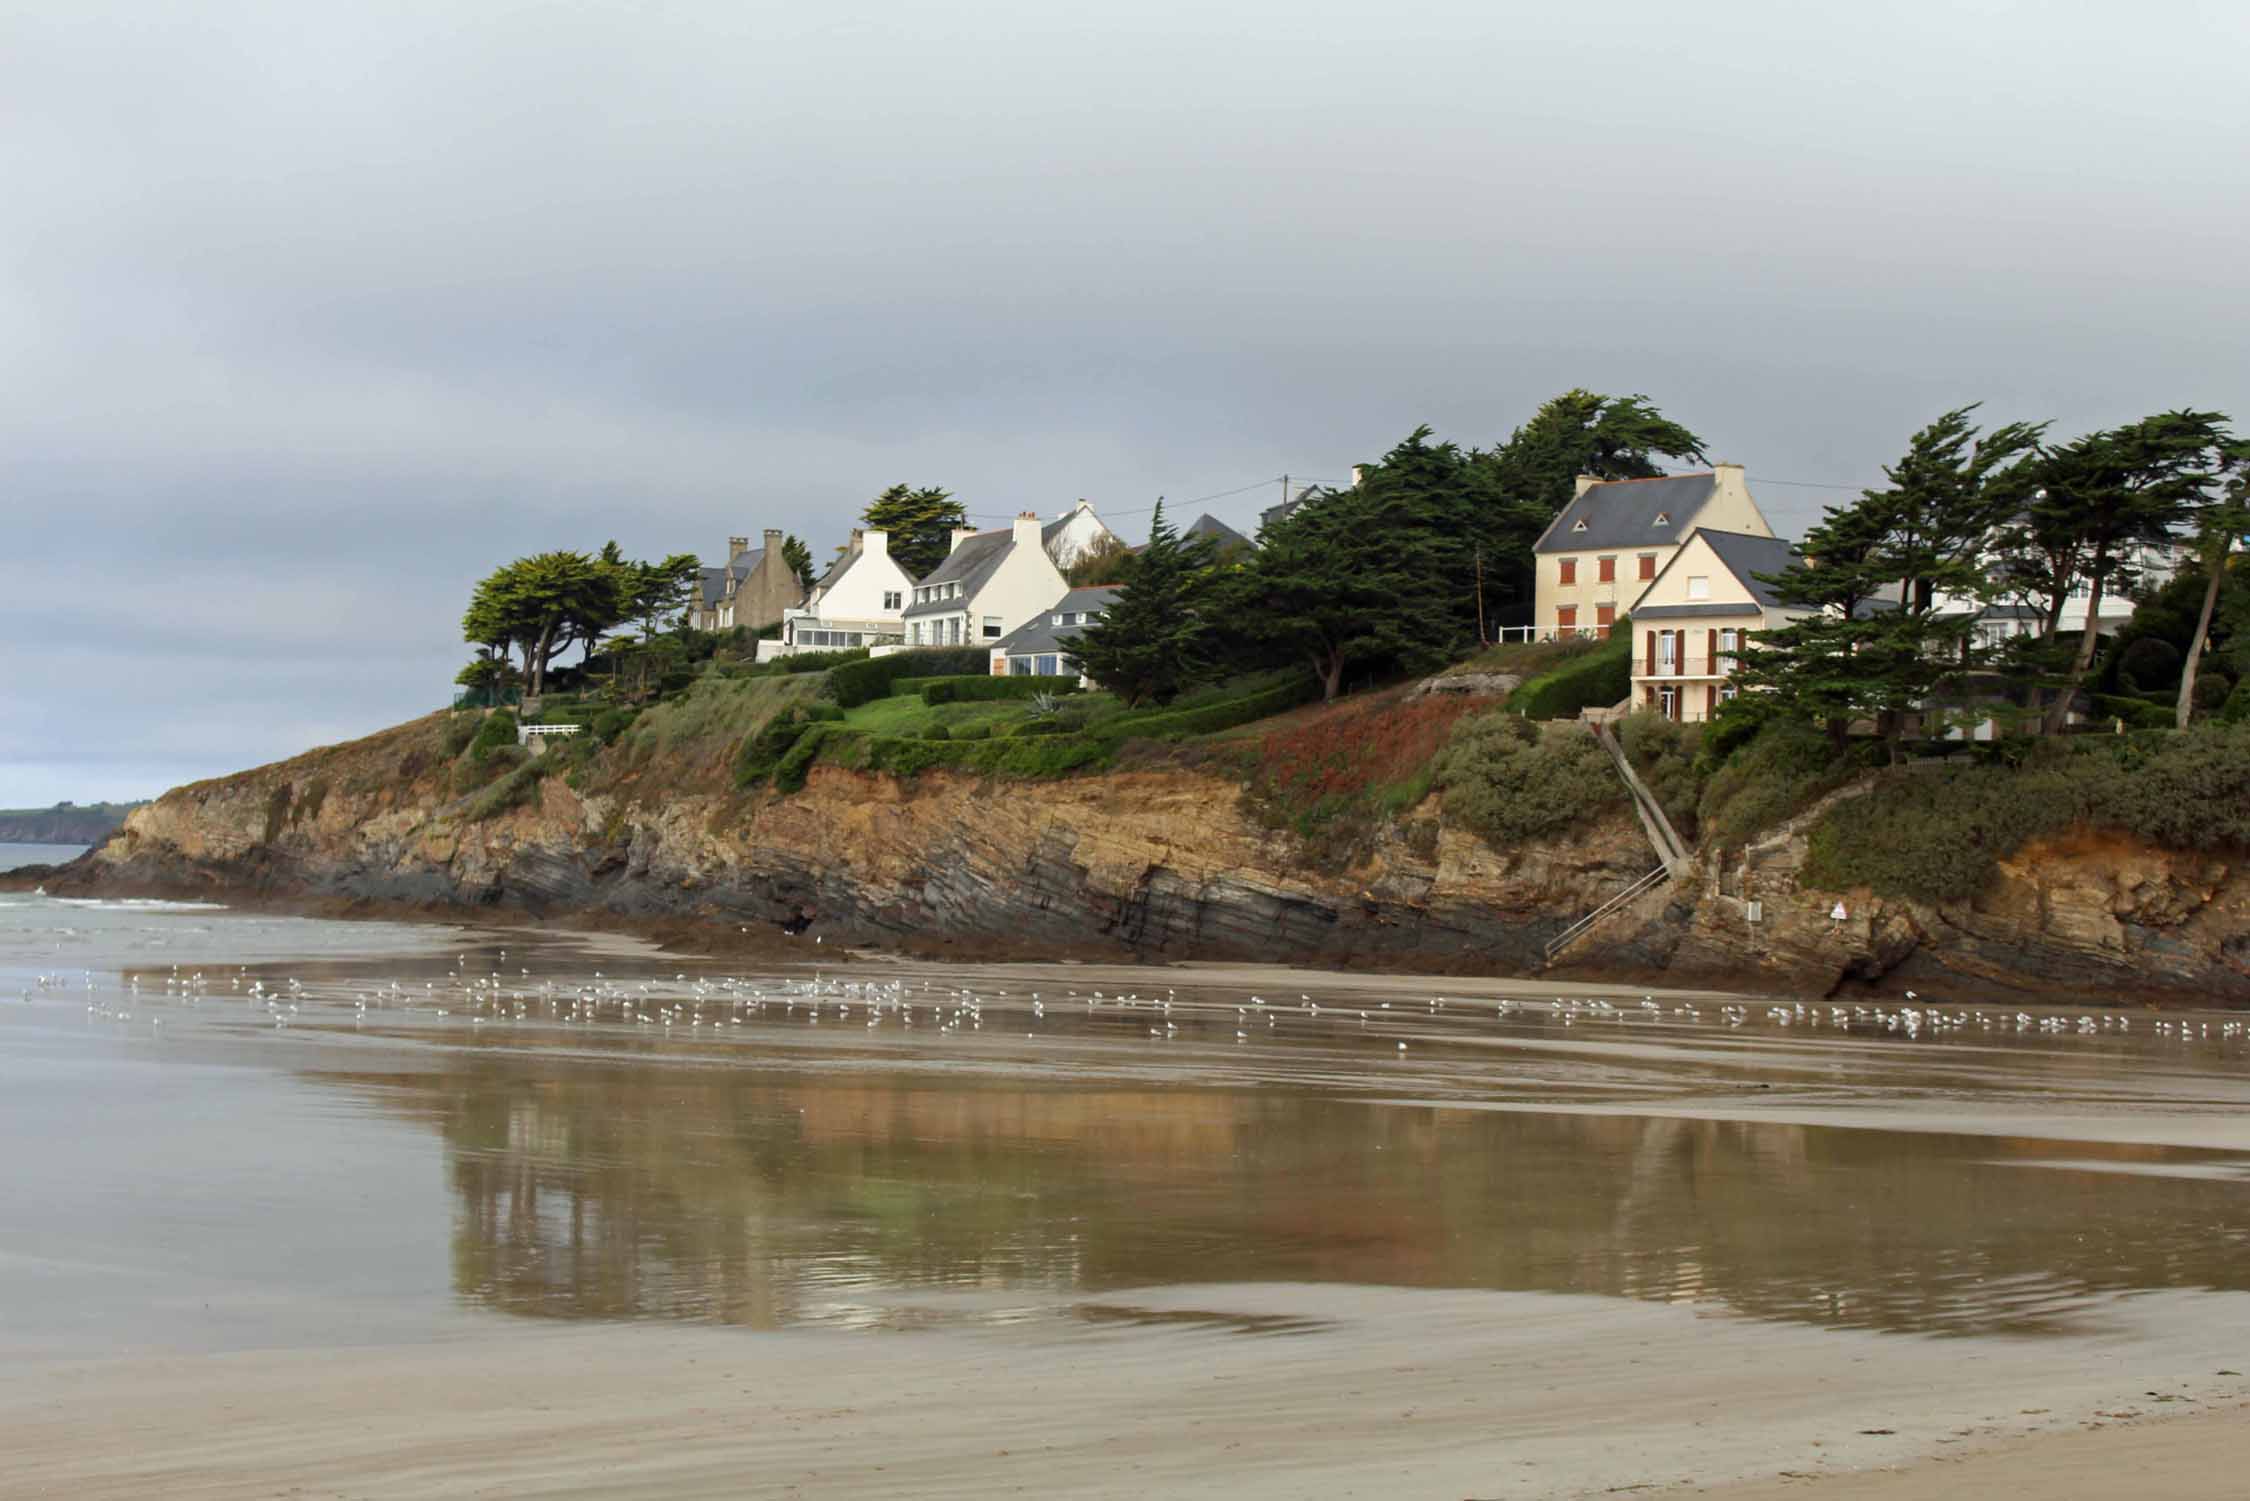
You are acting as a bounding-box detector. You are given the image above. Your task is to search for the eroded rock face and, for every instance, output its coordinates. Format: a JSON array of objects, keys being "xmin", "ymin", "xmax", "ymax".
[{"xmin": 75, "ymin": 721, "xmax": 2250, "ymax": 1003}]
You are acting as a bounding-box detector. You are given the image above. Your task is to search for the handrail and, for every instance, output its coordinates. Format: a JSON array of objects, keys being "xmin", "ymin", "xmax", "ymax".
[{"xmin": 1544, "ymin": 863, "xmax": 1670, "ymax": 962}]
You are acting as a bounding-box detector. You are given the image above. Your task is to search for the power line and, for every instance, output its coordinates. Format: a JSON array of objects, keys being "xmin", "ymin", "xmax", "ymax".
[
  {"xmin": 958, "ymin": 474, "xmax": 1329, "ymax": 522},
  {"xmin": 1748, "ymin": 475, "xmax": 1868, "ymax": 491}
]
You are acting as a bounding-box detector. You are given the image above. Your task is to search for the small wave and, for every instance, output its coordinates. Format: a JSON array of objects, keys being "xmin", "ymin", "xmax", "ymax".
[{"xmin": 49, "ymin": 898, "xmax": 231, "ymax": 913}]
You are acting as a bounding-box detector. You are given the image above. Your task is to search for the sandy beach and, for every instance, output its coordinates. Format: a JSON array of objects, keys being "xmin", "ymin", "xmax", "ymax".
[
  {"xmin": 5, "ymin": 1281, "xmax": 2248, "ymax": 1499},
  {"xmin": 8, "ymin": 902, "xmax": 2250, "ymax": 1498}
]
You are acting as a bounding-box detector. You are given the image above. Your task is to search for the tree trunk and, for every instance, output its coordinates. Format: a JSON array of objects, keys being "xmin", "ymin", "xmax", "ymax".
[
  {"xmin": 2045, "ymin": 567, "xmax": 2108, "ymax": 736},
  {"xmin": 1314, "ymin": 651, "xmax": 1344, "ymax": 704},
  {"xmin": 2175, "ymin": 551, "xmax": 2226, "ymax": 731},
  {"xmin": 530, "ymin": 620, "xmax": 560, "ymax": 700},
  {"xmin": 1825, "ymin": 717, "xmax": 1848, "ymax": 757}
]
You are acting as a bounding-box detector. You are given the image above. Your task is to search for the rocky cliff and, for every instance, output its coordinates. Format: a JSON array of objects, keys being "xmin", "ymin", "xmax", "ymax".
[{"xmin": 40, "ymin": 711, "xmax": 2250, "ymax": 1003}]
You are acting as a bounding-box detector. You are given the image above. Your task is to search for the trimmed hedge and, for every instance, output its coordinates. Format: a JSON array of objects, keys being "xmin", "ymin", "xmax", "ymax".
[
  {"xmin": 733, "ymin": 702, "xmax": 846, "ymax": 787},
  {"xmin": 825, "ymin": 648, "xmax": 994, "ymax": 708},
  {"xmin": 2090, "ymin": 692, "xmax": 2174, "ymax": 730},
  {"xmin": 914, "ymin": 675, "xmax": 1081, "ymax": 705},
  {"xmin": 1508, "ymin": 623, "xmax": 1632, "ymax": 721},
  {"xmin": 760, "ymin": 672, "xmax": 1320, "ymax": 790}
]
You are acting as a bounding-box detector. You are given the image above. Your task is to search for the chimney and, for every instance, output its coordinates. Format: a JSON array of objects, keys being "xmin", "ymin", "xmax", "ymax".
[
  {"xmin": 1013, "ymin": 510, "xmax": 1041, "ymax": 549},
  {"xmin": 862, "ymin": 529, "xmax": 886, "ymax": 559},
  {"xmin": 763, "ymin": 528, "xmax": 783, "ymax": 551},
  {"xmin": 727, "ymin": 534, "xmax": 749, "ymax": 559},
  {"xmin": 1349, "ymin": 466, "xmax": 1365, "ymax": 488},
  {"xmin": 1572, "ymin": 475, "xmax": 1598, "ymax": 499},
  {"xmin": 949, "ymin": 526, "xmax": 979, "ymax": 554},
  {"xmin": 1713, "ymin": 461, "xmax": 1746, "ymax": 495}
]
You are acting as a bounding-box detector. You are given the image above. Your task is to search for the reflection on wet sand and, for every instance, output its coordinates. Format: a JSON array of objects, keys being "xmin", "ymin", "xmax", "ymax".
[{"xmin": 331, "ymin": 1058, "xmax": 2250, "ymax": 1339}]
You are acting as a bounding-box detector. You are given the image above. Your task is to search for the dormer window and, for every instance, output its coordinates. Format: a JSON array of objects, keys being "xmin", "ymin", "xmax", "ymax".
[
  {"xmin": 1652, "ymin": 513, "xmax": 1671, "ymax": 527},
  {"xmin": 1052, "ymin": 613, "xmax": 1064, "ymax": 625},
  {"xmin": 1571, "ymin": 519, "xmax": 1588, "ymax": 533}
]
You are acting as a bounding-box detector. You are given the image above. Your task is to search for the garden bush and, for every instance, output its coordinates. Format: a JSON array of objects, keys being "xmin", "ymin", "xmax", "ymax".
[
  {"xmin": 916, "ymin": 675, "xmax": 1080, "ymax": 705},
  {"xmin": 1508, "ymin": 623, "xmax": 1632, "ymax": 720},
  {"xmin": 1436, "ymin": 714, "xmax": 1625, "ymax": 846},
  {"xmin": 1616, "ymin": 709, "xmax": 1705, "ymax": 840},
  {"xmin": 2090, "ymin": 693, "xmax": 2174, "ymax": 730},
  {"xmin": 824, "ymin": 648, "xmax": 993, "ymax": 708}
]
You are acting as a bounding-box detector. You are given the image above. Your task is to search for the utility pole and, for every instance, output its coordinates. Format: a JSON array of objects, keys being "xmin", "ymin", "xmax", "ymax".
[
  {"xmin": 1474, "ymin": 544, "xmax": 1486, "ymax": 644},
  {"xmin": 1279, "ymin": 473, "xmax": 1290, "ymax": 520}
]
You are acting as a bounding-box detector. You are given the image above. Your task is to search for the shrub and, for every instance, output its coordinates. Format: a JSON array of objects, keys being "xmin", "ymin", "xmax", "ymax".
[
  {"xmin": 917, "ymin": 675, "xmax": 1080, "ymax": 705},
  {"xmin": 734, "ymin": 704, "xmax": 839, "ymax": 787},
  {"xmin": 441, "ymin": 714, "xmax": 481, "ymax": 758},
  {"xmin": 462, "ymin": 761, "xmax": 544, "ymax": 822},
  {"xmin": 825, "ymin": 648, "xmax": 993, "ymax": 708},
  {"xmin": 1508, "ymin": 624, "xmax": 1632, "ymax": 720},
  {"xmin": 1616, "ymin": 710, "xmax": 1705, "ymax": 840},
  {"xmin": 2090, "ymin": 693, "xmax": 2174, "ymax": 730},
  {"xmin": 1802, "ymin": 723, "xmax": 2250, "ymax": 903},
  {"xmin": 780, "ymin": 647, "xmax": 870, "ymax": 674},
  {"xmin": 468, "ymin": 710, "xmax": 519, "ymax": 763},
  {"xmin": 1697, "ymin": 720, "xmax": 1862, "ymax": 855},
  {"xmin": 1437, "ymin": 714, "xmax": 1625, "ymax": 846},
  {"xmin": 922, "ymin": 723, "xmax": 952, "ymax": 741},
  {"xmin": 771, "ymin": 723, "xmax": 842, "ymax": 794},
  {"xmin": 2221, "ymin": 677, "xmax": 2250, "ymax": 724},
  {"xmin": 592, "ymin": 708, "xmax": 636, "ymax": 743},
  {"xmin": 953, "ymin": 722, "xmax": 992, "ymax": 741}
]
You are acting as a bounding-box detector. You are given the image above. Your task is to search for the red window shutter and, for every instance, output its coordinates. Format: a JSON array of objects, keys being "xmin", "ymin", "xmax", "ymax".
[
  {"xmin": 1645, "ymin": 632, "xmax": 1655, "ymax": 676},
  {"xmin": 1708, "ymin": 628, "xmax": 1718, "ymax": 670},
  {"xmin": 1559, "ymin": 558, "xmax": 1575, "ymax": 586},
  {"xmin": 1639, "ymin": 554, "xmax": 1656, "ymax": 581},
  {"xmin": 1598, "ymin": 556, "xmax": 1615, "ymax": 583},
  {"xmin": 1558, "ymin": 605, "xmax": 1576, "ymax": 630}
]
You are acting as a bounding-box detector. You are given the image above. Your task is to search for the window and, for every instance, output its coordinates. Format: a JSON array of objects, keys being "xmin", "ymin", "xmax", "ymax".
[
  {"xmin": 1686, "ymin": 575, "xmax": 1709, "ymax": 600},
  {"xmin": 883, "ymin": 590, "xmax": 902, "ymax": 611},
  {"xmin": 1657, "ymin": 631, "xmax": 1678, "ymax": 674},
  {"xmin": 1597, "ymin": 556, "xmax": 1616, "ymax": 583},
  {"xmin": 1571, "ymin": 518, "xmax": 1588, "ymax": 533},
  {"xmin": 1718, "ymin": 628, "xmax": 1739, "ymax": 674},
  {"xmin": 1010, "ymin": 658, "xmax": 1032, "ymax": 676},
  {"xmin": 1720, "ymin": 684, "xmax": 1740, "ymax": 703},
  {"xmin": 1035, "ymin": 654, "xmax": 1060, "ymax": 676},
  {"xmin": 1638, "ymin": 554, "xmax": 1657, "ymax": 581},
  {"xmin": 981, "ymin": 615, "xmax": 1002, "ymax": 640},
  {"xmin": 1652, "ymin": 512, "xmax": 1671, "ymax": 527},
  {"xmin": 1595, "ymin": 603, "xmax": 1615, "ymax": 635},
  {"xmin": 1558, "ymin": 558, "xmax": 1576, "ymax": 587},
  {"xmin": 1557, "ymin": 605, "xmax": 1577, "ymax": 632},
  {"xmin": 909, "ymin": 623, "xmax": 922, "ymax": 645}
]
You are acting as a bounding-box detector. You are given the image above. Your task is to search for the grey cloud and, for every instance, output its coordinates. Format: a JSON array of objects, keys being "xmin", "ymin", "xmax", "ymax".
[{"xmin": 4, "ymin": 0, "xmax": 2246, "ymax": 804}]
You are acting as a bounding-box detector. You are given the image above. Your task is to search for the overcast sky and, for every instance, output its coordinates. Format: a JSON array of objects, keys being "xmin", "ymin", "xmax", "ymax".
[{"xmin": 4, "ymin": 1, "xmax": 2246, "ymax": 807}]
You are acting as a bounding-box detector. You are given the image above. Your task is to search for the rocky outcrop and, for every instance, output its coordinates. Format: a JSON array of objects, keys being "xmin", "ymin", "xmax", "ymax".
[{"xmin": 49, "ymin": 712, "xmax": 2250, "ymax": 1003}]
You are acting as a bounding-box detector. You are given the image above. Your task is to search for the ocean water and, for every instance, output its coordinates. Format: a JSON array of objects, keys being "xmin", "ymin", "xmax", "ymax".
[
  {"xmin": 5, "ymin": 891, "xmax": 2250, "ymax": 1366},
  {"xmin": 0, "ymin": 841, "xmax": 87, "ymax": 873}
]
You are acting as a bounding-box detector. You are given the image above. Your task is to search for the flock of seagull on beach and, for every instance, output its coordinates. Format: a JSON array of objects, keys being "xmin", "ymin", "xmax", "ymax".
[{"xmin": 24, "ymin": 957, "xmax": 2250, "ymax": 1051}]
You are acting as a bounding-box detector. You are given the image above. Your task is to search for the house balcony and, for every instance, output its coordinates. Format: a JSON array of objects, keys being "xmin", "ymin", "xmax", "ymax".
[{"xmin": 1636, "ymin": 655, "xmax": 1737, "ymax": 681}]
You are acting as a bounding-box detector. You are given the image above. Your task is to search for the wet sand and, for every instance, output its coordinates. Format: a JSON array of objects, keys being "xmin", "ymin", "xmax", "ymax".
[
  {"xmin": 6, "ymin": 1285, "xmax": 2248, "ymax": 1499},
  {"xmin": 9, "ymin": 898, "xmax": 2250, "ymax": 1497}
]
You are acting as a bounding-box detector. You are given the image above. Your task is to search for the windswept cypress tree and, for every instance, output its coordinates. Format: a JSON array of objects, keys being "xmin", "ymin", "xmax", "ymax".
[{"xmin": 1065, "ymin": 502, "xmax": 1217, "ymax": 706}]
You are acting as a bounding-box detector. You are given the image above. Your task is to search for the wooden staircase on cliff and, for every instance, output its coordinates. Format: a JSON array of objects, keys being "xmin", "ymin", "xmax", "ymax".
[{"xmin": 1542, "ymin": 722, "xmax": 1694, "ymax": 964}]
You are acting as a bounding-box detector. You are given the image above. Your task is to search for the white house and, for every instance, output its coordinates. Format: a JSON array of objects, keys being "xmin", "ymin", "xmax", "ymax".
[
  {"xmin": 1628, "ymin": 530, "xmax": 1807, "ymax": 723},
  {"xmin": 901, "ymin": 512, "xmax": 1071, "ymax": 649},
  {"xmin": 1532, "ymin": 466, "xmax": 1777, "ymax": 640},
  {"xmin": 989, "ymin": 585, "xmax": 1121, "ymax": 679},
  {"xmin": 757, "ymin": 528, "xmax": 918, "ymax": 661},
  {"xmin": 1042, "ymin": 500, "xmax": 1122, "ymax": 570}
]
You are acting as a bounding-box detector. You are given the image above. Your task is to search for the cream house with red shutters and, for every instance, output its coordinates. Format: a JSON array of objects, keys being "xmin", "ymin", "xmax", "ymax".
[
  {"xmin": 1628, "ymin": 529, "xmax": 1806, "ymax": 723},
  {"xmin": 1530, "ymin": 465, "xmax": 1775, "ymax": 640}
]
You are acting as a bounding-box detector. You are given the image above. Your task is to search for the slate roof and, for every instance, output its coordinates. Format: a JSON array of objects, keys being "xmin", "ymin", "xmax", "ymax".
[
  {"xmin": 728, "ymin": 546, "xmax": 765, "ymax": 581},
  {"xmin": 1533, "ymin": 474, "xmax": 1719, "ymax": 554},
  {"xmin": 697, "ymin": 566, "xmax": 728, "ymax": 609},
  {"xmin": 992, "ymin": 586, "xmax": 1123, "ymax": 658},
  {"xmin": 1185, "ymin": 513, "xmax": 1252, "ymax": 550},
  {"xmin": 900, "ymin": 531, "xmax": 1014, "ymax": 618},
  {"xmin": 1630, "ymin": 530, "xmax": 1800, "ymax": 620}
]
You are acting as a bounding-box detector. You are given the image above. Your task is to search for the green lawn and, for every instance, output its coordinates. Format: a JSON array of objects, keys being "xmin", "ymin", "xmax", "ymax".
[{"xmin": 840, "ymin": 694, "xmax": 1045, "ymax": 737}]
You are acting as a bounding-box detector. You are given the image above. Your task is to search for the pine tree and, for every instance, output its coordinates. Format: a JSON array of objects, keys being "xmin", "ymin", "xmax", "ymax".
[
  {"xmin": 860, "ymin": 484, "xmax": 966, "ymax": 579},
  {"xmin": 2025, "ymin": 411, "xmax": 2233, "ymax": 733},
  {"xmin": 1480, "ymin": 390, "xmax": 1709, "ymax": 517},
  {"xmin": 1065, "ymin": 503, "xmax": 1217, "ymax": 706},
  {"xmin": 781, "ymin": 535, "xmax": 816, "ymax": 592},
  {"xmin": 2176, "ymin": 447, "xmax": 2249, "ymax": 728}
]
